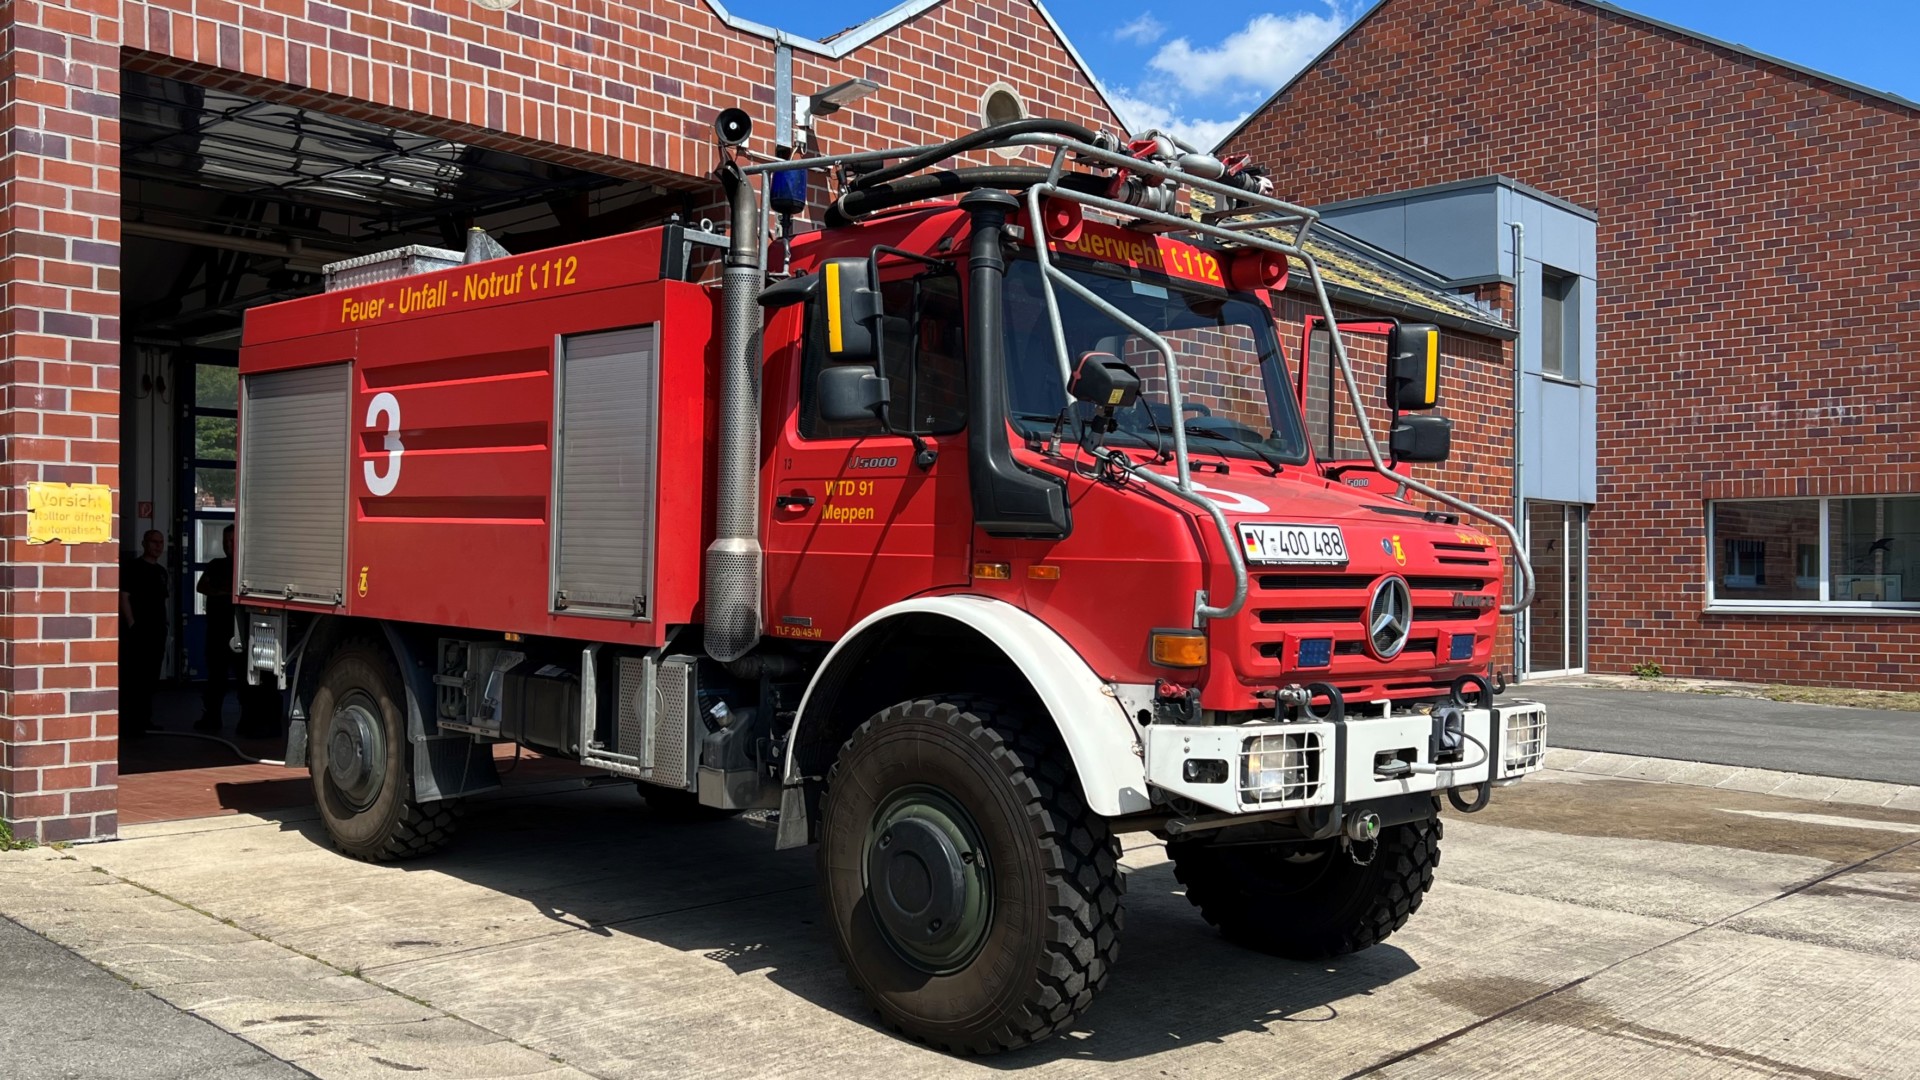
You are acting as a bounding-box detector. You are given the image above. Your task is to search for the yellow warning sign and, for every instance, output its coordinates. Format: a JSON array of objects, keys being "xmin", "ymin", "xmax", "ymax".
[{"xmin": 26, "ymin": 482, "xmax": 113, "ymax": 545}]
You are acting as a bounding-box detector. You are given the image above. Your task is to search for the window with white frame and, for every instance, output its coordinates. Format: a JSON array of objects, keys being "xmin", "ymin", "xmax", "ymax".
[{"xmin": 1707, "ymin": 497, "xmax": 1920, "ymax": 610}]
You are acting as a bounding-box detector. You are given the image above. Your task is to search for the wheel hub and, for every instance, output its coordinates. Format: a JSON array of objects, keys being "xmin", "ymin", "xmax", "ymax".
[
  {"xmin": 866, "ymin": 788, "xmax": 992, "ymax": 974},
  {"xmin": 325, "ymin": 698, "xmax": 385, "ymax": 812}
]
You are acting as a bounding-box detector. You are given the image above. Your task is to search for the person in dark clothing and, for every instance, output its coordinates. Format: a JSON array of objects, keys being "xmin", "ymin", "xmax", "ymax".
[
  {"xmin": 196, "ymin": 525, "xmax": 238, "ymax": 733},
  {"xmin": 119, "ymin": 530, "xmax": 170, "ymax": 739}
]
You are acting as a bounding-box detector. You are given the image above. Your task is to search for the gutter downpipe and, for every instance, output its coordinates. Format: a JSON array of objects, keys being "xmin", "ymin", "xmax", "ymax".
[
  {"xmin": 703, "ymin": 159, "xmax": 765, "ymax": 662},
  {"xmin": 1508, "ymin": 220, "xmax": 1528, "ymax": 680}
]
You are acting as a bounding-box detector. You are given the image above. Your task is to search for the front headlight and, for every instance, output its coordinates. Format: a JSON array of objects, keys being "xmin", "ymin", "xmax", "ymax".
[
  {"xmin": 1241, "ymin": 731, "xmax": 1322, "ymax": 803},
  {"xmin": 1503, "ymin": 709, "xmax": 1545, "ymax": 772}
]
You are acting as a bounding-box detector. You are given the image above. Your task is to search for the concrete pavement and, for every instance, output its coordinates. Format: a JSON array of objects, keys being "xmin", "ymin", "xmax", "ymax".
[
  {"xmin": 1516, "ymin": 682, "xmax": 1920, "ymax": 784},
  {"xmin": 3, "ymin": 758, "xmax": 1917, "ymax": 1079},
  {"xmin": 0, "ymin": 912, "xmax": 309, "ymax": 1080}
]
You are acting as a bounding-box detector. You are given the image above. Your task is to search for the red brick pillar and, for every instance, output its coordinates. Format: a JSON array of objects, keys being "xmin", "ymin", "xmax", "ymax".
[{"xmin": 0, "ymin": 0, "xmax": 124, "ymax": 843}]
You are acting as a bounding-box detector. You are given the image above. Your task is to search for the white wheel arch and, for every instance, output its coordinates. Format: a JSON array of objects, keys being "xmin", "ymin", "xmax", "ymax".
[{"xmin": 784, "ymin": 594, "xmax": 1153, "ymax": 818}]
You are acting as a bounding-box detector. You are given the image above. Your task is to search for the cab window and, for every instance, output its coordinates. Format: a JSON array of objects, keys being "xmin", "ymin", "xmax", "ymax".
[{"xmin": 799, "ymin": 273, "xmax": 967, "ymax": 440}]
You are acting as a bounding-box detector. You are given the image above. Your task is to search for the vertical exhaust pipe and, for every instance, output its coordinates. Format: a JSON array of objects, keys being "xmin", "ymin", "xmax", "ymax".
[{"xmin": 703, "ymin": 158, "xmax": 763, "ymax": 662}]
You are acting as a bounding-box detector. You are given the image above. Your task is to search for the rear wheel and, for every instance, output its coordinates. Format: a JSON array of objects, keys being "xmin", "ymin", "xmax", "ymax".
[
  {"xmin": 818, "ymin": 697, "xmax": 1124, "ymax": 1054},
  {"xmin": 1171, "ymin": 799, "xmax": 1441, "ymax": 959},
  {"xmin": 308, "ymin": 640, "xmax": 461, "ymax": 861}
]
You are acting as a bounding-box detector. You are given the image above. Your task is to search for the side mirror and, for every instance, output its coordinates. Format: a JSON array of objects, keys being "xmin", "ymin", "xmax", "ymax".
[
  {"xmin": 1390, "ymin": 414, "xmax": 1452, "ymax": 463},
  {"xmin": 817, "ymin": 364, "xmax": 890, "ymax": 422},
  {"xmin": 1068, "ymin": 351, "xmax": 1142, "ymax": 409},
  {"xmin": 819, "ymin": 257, "xmax": 877, "ymax": 365},
  {"xmin": 1386, "ymin": 322, "xmax": 1441, "ymax": 410}
]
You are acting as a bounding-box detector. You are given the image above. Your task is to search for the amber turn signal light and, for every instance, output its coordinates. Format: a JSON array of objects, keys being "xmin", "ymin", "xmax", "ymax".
[{"xmin": 1150, "ymin": 629, "xmax": 1208, "ymax": 668}]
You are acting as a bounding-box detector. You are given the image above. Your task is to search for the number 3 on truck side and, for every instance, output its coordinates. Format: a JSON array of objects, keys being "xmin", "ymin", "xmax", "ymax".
[{"xmin": 364, "ymin": 392, "xmax": 403, "ymax": 496}]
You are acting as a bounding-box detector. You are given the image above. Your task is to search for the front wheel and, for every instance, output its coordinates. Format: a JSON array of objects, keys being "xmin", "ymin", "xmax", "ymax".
[
  {"xmin": 818, "ymin": 697, "xmax": 1124, "ymax": 1054},
  {"xmin": 308, "ymin": 640, "xmax": 461, "ymax": 861},
  {"xmin": 1171, "ymin": 799, "xmax": 1441, "ymax": 959}
]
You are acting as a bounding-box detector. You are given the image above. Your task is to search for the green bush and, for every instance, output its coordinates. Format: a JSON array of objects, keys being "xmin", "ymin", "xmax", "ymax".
[
  {"xmin": 0, "ymin": 818, "xmax": 35, "ymax": 852},
  {"xmin": 1630, "ymin": 661, "xmax": 1664, "ymax": 679}
]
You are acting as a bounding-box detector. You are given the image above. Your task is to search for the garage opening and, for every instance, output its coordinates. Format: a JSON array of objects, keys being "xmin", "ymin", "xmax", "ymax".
[{"xmin": 116, "ymin": 72, "xmax": 699, "ymax": 819}]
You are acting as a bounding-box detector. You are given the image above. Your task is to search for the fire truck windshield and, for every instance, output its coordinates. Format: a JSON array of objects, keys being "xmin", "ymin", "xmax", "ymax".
[{"xmin": 1002, "ymin": 257, "xmax": 1310, "ymax": 467}]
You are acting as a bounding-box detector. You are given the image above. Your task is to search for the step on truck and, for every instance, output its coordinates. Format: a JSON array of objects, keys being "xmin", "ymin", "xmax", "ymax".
[{"xmin": 233, "ymin": 105, "xmax": 1546, "ymax": 1053}]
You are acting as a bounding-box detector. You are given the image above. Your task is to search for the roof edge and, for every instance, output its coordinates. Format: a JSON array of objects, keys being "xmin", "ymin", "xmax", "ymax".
[
  {"xmin": 1577, "ymin": 1, "xmax": 1920, "ymax": 115},
  {"xmin": 1214, "ymin": 0, "xmax": 1920, "ymax": 156},
  {"xmin": 1317, "ymin": 174, "xmax": 1599, "ymax": 222},
  {"xmin": 700, "ymin": 0, "xmax": 1133, "ymax": 133},
  {"xmin": 1209, "ymin": 0, "xmax": 1391, "ymax": 152}
]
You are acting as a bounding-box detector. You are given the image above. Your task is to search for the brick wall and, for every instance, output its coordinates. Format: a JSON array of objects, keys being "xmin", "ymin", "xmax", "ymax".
[
  {"xmin": 1, "ymin": 0, "xmax": 124, "ymax": 843},
  {"xmin": 1226, "ymin": 0, "xmax": 1920, "ymax": 689},
  {"xmin": 123, "ymin": 0, "xmax": 1123, "ymax": 188}
]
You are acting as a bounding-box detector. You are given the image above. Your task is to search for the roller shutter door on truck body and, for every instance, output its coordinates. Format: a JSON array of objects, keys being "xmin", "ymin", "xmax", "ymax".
[
  {"xmin": 238, "ymin": 363, "xmax": 350, "ymax": 604},
  {"xmin": 552, "ymin": 325, "xmax": 660, "ymax": 620}
]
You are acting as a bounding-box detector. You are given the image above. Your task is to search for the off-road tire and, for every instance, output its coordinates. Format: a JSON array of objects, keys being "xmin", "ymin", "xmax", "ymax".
[
  {"xmin": 818, "ymin": 697, "xmax": 1125, "ymax": 1055},
  {"xmin": 309, "ymin": 639, "xmax": 462, "ymax": 861},
  {"xmin": 1171, "ymin": 799, "xmax": 1441, "ymax": 960}
]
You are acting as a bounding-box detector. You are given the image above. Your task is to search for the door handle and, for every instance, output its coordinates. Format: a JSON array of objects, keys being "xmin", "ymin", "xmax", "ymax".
[{"xmin": 775, "ymin": 494, "xmax": 816, "ymax": 510}]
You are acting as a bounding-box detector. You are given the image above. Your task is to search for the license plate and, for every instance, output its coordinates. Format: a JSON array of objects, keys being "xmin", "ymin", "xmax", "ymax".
[{"xmin": 1239, "ymin": 523, "xmax": 1349, "ymax": 565}]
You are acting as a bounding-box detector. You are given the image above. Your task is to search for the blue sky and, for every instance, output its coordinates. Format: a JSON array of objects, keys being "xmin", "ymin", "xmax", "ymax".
[{"xmin": 715, "ymin": 0, "xmax": 1917, "ymax": 147}]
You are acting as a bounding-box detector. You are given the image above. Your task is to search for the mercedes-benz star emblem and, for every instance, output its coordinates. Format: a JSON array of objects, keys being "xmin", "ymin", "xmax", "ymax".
[{"xmin": 1366, "ymin": 575, "xmax": 1413, "ymax": 660}]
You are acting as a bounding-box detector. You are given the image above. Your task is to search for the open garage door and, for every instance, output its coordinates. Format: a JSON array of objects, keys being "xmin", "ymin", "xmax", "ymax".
[{"xmin": 115, "ymin": 70, "xmax": 704, "ymax": 809}]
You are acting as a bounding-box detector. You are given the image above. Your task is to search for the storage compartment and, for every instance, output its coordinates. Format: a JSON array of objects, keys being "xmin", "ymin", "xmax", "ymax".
[
  {"xmin": 552, "ymin": 325, "xmax": 661, "ymax": 619},
  {"xmin": 238, "ymin": 364, "xmax": 349, "ymax": 603}
]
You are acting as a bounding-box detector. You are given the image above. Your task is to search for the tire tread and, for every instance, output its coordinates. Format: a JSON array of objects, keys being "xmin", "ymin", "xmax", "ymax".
[{"xmin": 822, "ymin": 695, "xmax": 1124, "ymax": 1055}]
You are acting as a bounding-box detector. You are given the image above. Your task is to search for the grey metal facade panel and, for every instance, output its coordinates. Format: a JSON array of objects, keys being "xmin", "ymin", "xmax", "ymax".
[
  {"xmin": 238, "ymin": 364, "xmax": 349, "ymax": 603},
  {"xmin": 552, "ymin": 325, "xmax": 658, "ymax": 619}
]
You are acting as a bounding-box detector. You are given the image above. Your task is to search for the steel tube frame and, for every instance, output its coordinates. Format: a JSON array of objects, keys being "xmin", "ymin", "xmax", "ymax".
[{"xmin": 736, "ymin": 129, "xmax": 1534, "ymax": 615}]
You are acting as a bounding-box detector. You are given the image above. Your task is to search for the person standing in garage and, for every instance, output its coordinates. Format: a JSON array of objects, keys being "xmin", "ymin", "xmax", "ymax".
[
  {"xmin": 119, "ymin": 529, "xmax": 170, "ymax": 739},
  {"xmin": 195, "ymin": 525, "xmax": 238, "ymax": 733}
]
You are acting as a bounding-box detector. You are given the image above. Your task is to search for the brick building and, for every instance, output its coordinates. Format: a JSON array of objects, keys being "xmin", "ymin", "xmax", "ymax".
[
  {"xmin": 1222, "ymin": 0, "xmax": 1920, "ymax": 689},
  {"xmin": 0, "ymin": 0, "xmax": 1522, "ymax": 844}
]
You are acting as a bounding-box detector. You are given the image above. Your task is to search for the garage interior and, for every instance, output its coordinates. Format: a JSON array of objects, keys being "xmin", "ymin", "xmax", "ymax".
[{"xmin": 117, "ymin": 70, "xmax": 693, "ymax": 804}]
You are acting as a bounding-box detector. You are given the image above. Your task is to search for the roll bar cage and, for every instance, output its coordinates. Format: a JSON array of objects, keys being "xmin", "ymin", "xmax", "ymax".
[{"xmin": 737, "ymin": 126, "xmax": 1535, "ymax": 621}]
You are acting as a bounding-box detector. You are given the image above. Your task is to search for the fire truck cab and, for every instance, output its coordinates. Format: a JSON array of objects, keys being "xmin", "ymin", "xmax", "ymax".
[{"xmin": 234, "ymin": 109, "xmax": 1546, "ymax": 1053}]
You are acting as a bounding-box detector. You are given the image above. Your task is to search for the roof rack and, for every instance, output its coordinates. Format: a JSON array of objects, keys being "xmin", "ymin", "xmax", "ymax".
[{"xmin": 738, "ymin": 127, "xmax": 1534, "ymax": 616}]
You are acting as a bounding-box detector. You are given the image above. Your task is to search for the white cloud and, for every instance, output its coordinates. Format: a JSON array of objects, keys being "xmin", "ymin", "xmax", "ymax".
[
  {"xmin": 1113, "ymin": 13, "xmax": 1166, "ymax": 45},
  {"xmin": 1109, "ymin": 90, "xmax": 1248, "ymax": 150},
  {"xmin": 1148, "ymin": 4, "xmax": 1351, "ymax": 97},
  {"xmin": 1109, "ymin": 3, "xmax": 1355, "ymax": 149}
]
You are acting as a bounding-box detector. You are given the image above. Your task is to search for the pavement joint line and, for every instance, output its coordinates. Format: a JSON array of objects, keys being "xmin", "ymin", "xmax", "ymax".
[
  {"xmin": 1336, "ymin": 830, "xmax": 1920, "ymax": 1079},
  {"xmin": 1543, "ymin": 749, "xmax": 1920, "ymax": 808},
  {"xmin": 1, "ymin": 911, "xmax": 328, "ymax": 1080},
  {"xmin": 70, "ymin": 861, "xmax": 587, "ymax": 1076}
]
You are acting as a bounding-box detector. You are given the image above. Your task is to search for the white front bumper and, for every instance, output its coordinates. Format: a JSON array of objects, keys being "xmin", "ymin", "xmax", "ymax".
[{"xmin": 1143, "ymin": 701, "xmax": 1547, "ymax": 815}]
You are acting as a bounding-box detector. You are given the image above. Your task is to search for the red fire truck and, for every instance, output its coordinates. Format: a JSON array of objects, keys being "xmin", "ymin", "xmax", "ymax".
[{"xmin": 234, "ymin": 108, "xmax": 1545, "ymax": 1053}]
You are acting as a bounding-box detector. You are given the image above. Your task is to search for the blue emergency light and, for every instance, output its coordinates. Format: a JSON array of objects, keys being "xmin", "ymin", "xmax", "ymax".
[
  {"xmin": 1450, "ymin": 633, "xmax": 1476, "ymax": 661},
  {"xmin": 1297, "ymin": 638, "xmax": 1332, "ymax": 668}
]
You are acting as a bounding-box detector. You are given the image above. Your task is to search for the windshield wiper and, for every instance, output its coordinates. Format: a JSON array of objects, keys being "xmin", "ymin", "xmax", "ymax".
[{"xmin": 1212, "ymin": 430, "xmax": 1286, "ymax": 477}]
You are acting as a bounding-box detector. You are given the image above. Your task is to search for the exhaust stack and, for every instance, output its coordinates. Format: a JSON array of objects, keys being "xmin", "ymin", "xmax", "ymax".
[{"xmin": 703, "ymin": 156, "xmax": 764, "ymax": 662}]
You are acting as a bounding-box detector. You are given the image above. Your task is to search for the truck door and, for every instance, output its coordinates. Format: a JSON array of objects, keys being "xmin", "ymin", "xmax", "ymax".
[{"xmin": 763, "ymin": 271, "xmax": 972, "ymax": 641}]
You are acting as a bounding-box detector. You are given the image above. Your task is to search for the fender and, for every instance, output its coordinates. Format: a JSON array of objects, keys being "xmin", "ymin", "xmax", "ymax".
[{"xmin": 780, "ymin": 595, "xmax": 1152, "ymax": 839}]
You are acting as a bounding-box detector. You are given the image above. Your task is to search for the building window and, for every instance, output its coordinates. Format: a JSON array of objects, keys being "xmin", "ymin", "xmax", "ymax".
[
  {"xmin": 1707, "ymin": 497, "xmax": 1920, "ymax": 610},
  {"xmin": 1540, "ymin": 268, "xmax": 1579, "ymax": 382}
]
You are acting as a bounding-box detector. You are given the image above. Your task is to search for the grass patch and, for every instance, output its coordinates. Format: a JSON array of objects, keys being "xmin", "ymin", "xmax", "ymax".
[
  {"xmin": 0, "ymin": 819, "xmax": 36, "ymax": 852},
  {"xmin": 1763, "ymin": 684, "xmax": 1920, "ymax": 712}
]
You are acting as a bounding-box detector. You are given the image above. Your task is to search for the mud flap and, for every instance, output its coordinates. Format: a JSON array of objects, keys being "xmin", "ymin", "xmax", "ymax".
[{"xmin": 379, "ymin": 623, "xmax": 501, "ymax": 801}]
